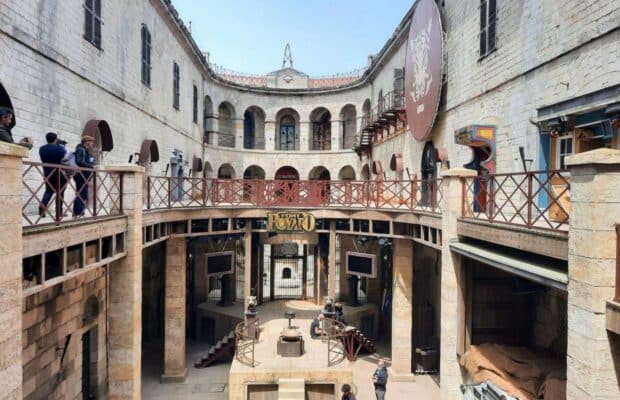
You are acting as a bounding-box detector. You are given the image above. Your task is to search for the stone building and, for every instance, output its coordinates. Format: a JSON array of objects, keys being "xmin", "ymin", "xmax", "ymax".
[{"xmin": 0, "ymin": 0, "xmax": 619, "ymax": 399}]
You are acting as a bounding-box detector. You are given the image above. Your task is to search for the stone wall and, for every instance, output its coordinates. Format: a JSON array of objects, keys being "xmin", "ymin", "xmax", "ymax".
[{"xmin": 22, "ymin": 267, "xmax": 107, "ymax": 400}]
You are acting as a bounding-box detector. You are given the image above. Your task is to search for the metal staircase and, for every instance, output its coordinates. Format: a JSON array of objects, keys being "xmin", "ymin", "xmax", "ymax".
[
  {"xmin": 341, "ymin": 325, "xmax": 376, "ymax": 360},
  {"xmin": 194, "ymin": 330, "xmax": 236, "ymax": 368}
]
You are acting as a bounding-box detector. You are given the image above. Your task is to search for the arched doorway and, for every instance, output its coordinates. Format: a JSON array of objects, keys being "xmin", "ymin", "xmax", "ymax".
[
  {"xmin": 218, "ymin": 163, "xmax": 235, "ymax": 179},
  {"xmin": 275, "ymin": 166, "xmax": 299, "ymax": 180},
  {"xmin": 218, "ymin": 102, "xmax": 235, "ymax": 148},
  {"xmin": 310, "ymin": 107, "xmax": 331, "ymax": 150},
  {"xmin": 276, "ymin": 108, "xmax": 299, "ymax": 151},
  {"xmin": 361, "ymin": 164, "xmax": 370, "ymax": 181},
  {"xmin": 0, "ymin": 83, "xmax": 15, "ymax": 129},
  {"xmin": 244, "ymin": 106, "xmax": 265, "ymax": 150},
  {"xmin": 338, "ymin": 166, "xmax": 356, "ymax": 180},
  {"xmin": 340, "ymin": 105, "xmax": 357, "ymax": 149},
  {"xmin": 309, "ymin": 166, "xmax": 331, "ymax": 205},
  {"xmin": 243, "ymin": 165, "xmax": 266, "ymax": 180},
  {"xmin": 243, "ymin": 165, "xmax": 265, "ymax": 201},
  {"xmin": 217, "ymin": 163, "xmax": 236, "ymax": 203},
  {"xmin": 204, "ymin": 96, "xmax": 215, "ymax": 144}
]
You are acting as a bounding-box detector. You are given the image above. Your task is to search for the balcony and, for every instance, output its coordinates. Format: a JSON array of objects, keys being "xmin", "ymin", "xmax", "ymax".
[
  {"xmin": 355, "ymin": 89, "xmax": 405, "ymax": 154},
  {"xmin": 144, "ymin": 177, "xmax": 443, "ymax": 214}
]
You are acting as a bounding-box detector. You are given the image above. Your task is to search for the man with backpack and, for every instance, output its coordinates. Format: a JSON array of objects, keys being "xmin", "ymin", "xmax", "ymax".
[
  {"xmin": 73, "ymin": 135, "xmax": 96, "ymax": 217},
  {"xmin": 38, "ymin": 132, "xmax": 67, "ymax": 218}
]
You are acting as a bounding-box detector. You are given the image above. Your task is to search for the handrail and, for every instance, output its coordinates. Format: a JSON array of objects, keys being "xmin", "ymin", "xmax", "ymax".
[
  {"xmin": 144, "ymin": 177, "xmax": 444, "ymax": 214},
  {"xmin": 234, "ymin": 318, "xmax": 260, "ymax": 367},
  {"xmin": 22, "ymin": 161, "xmax": 124, "ymax": 227},
  {"xmin": 461, "ymin": 169, "xmax": 570, "ymax": 231},
  {"xmin": 325, "ymin": 317, "xmax": 347, "ymax": 367}
]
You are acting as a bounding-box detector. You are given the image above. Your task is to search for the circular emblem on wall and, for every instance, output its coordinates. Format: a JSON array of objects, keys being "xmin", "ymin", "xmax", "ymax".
[{"xmin": 404, "ymin": 0, "xmax": 444, "ymax": 142}]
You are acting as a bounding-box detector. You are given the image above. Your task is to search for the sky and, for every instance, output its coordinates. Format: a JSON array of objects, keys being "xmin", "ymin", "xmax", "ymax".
[{"xmin": 170, "ymin": 0, "xmax": 414, "ymax": 76}]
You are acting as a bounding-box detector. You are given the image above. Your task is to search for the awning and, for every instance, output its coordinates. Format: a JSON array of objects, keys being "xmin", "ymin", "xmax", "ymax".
[
  {"xmin": 449, "ymin": 240, "xmax": 568, "ymax": 291},
  {"xmin": 82, "ymin": 119, "xmax": 113, "ymax": 151},
  {"xmin": 390, "ymin": 153, "xmax": 404, "ymax": 172},
  {"xmin": 192, "ymin": 155, "xmax": 203, "ymax": 172},
  {"xmin": 139, "ymin": 139, "xmax": 160, "ymax": 163}
]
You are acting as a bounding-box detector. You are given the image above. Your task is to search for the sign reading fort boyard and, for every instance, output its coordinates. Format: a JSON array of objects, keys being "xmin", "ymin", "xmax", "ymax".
[
  {"xmin": 267, "ymin": 212, "xmax": 316, "ymax": 232},
  {"xmin": 404, "ymin": 0, "xmax": 443, "ymax": 142}
]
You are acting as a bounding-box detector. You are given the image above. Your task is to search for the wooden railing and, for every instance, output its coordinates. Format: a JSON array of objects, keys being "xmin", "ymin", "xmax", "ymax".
[
  {"xmin": 144, "ymin": 177, "xmax": 443, "ymax": 214},
  {"xmin": 234, "ymin": 318, "xmax": 260, "ymax": 367},
  {"xmin": 461, "ymin": 170, "xmax": 570, "ymax": 231},
  {"xmin": 22, "ymin": 161, "xmax": 124, "ymax": 227}
]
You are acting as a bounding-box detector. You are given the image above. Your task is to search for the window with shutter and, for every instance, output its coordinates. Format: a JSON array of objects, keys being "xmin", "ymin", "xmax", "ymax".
[
  {"xmin": 83, "ymin": 0, "xmax": 102, "ymax": 48},
  {"xmin": 173, "ymin": 63, "xmax": 180, "ymax": 110},
  {"xmin": 479, "ymin": 0, "xmax": 497, "ymax": 58},
  {"xmin": 141, "ymin": 25, "xmax": 151, "ymax": 87},
  {"xmin": 193, "ymin": 86, "xmax": 198, "ymax": 123}
]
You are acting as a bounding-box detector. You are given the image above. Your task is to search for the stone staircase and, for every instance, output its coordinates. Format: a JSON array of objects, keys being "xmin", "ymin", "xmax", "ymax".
[
  {"xmin": 277, "ymin": 378, "xmax": 305, "ymax": 400},
  {"xmin": 194, "ymin": 330, "xmax": 236, "ymax": 368}
]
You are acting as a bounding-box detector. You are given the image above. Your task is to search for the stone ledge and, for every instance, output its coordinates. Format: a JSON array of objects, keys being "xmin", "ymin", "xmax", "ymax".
[
  {"xmin": 105, "ymin": 163, "xmax": 145, "ymax": 173},
  {"xmin": 605, "ymin": 300, "xmax": 620, "ymax": 335},
  {"xmin": 0, "ymin": 141, "xmax": 28, "ymax": 157},
  {"xmin": 566, "ymin": 148, "xmax": 620, "ymax": 167},
  {"xmin": 160, "ymin": 368, "xmax": 188, "ymax": 383}
]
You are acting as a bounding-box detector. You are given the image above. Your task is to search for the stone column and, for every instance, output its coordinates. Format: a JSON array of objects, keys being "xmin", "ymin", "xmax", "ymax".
[
  {"xmin": 107, "ymin": 164, "xmax": 144, "ymax": 400},
  {"xmin": 301, "ymin": 120, "xmax": 311, "ymax": 151},
  {"xmin": 328, "ymin": 221, "xmax": 337, "ymax": 301},
  {"xmin": 0, "ymin": 143, "xmax": 27, "ymax": 400},
  {"xmin": 566, "ymin": 148, "xmax": 620, "ymax": 399},
  {"xmin": 161, "ymin": 236, "xmax": 187, "ymax": 382},
  {"xmin": 235, "ymin": 118, "xmax": 244, "ymax": 150},
  {"xmin": 244, "ymin": 224, "xmax": 252, "ymax": 309},
  {"xmin": 439, "ymin": 167, "xmax": 476, "ymax": 400},
  {"xmin": 391, "ymin": 238, "xmax": 414, "ymax": 378},
  {"xmin": 331, "ymin": 119, "xmax": 341, "ymax": 150},
  {"xmin": 265, "ymin": 121, "xmax": 276, "ymax": 151}
]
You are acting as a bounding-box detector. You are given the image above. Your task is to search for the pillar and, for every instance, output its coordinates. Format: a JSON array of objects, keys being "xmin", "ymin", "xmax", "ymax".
[
  {"xmin": 301, "ymin": 120, "xmax": 311, "ymax": 151},
  {"xmin": 235, "ymin": 118, "xmax": 244, "ymax": 150},
  {"xmin": 439, "ymin": 167, "xmax": 476, "ymax": 400},
  {"xmin": 391, "ymin": 238, "xmax": 414, "ymax": 377},
  {"xmin": 566, "ymin": 148, "xmax": 620, "ymax": 399},
  {"xmin": 107, "ymin": 164, "xmax": 144, "ymax": 400},
  {"xmin": 328, "ymin": 221, "xmax": 337, "ymax": 301},
  {"xmin": 0, "ymin": 143, "xmax": 27, "ymax": 400},
  {"xmin": 244, "ymin": 224, "xmax": 252, "ymax": 310},
  {"xmin": 331, "ymin": 119, "xmax": 341, "ymax": 150},
  {"xmin": 161, "ymin": 236, "xmax": 187, "ymax": 382},
  {"xmin": 265, "ymin": 121, "xmax": 276, "ymax": 151}
]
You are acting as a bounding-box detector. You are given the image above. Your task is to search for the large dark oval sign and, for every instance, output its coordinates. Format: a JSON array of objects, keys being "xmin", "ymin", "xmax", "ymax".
[{"xmin": 405, "ymin": 0, "xmax": 443, "ymax": 142}]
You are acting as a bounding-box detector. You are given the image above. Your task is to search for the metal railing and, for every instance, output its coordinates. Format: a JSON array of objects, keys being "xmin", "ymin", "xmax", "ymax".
[
  {"xmin": 144, "ymin": 177, "xmax": 444, "ymax": 214},
  {"xmin": 22, "ymin": 161, "xmax": 124, "ymax": 227},
  {"xmin": 325, "ymin": 317, "xmax": 347, "ymax": 367},
  {"xmin": 461, "ymin": 170, "xmax": 570, "ymax": 231},
  {"xmin": 234, "ymin": 318, "xmax": 260, "ymax": 367}
]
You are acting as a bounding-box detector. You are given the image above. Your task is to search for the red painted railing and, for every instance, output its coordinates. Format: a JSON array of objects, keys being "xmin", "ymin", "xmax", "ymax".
[
  {"xmin": 145, "ymin": 177, "xmax": 443, "ymax": 213},
  {"xmin": 22, "ymin": 161, "xmax": 124, "ymax": 227},
  {"xmin": 461, "ymin": 170, "xmax": 570, "ymax": 231}
]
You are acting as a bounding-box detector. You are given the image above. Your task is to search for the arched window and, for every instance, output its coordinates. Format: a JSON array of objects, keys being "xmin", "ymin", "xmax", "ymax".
[
  {"xmin": 340, "ymin": 105, "xmax": 357, "ymax": 149},
  {"xmin": 279, "ymin": 115, "xmax": 296, "ymax": 151},
  {"xmin": 244, "ymin": 111, "xmax": 255, "ymax": 149},
  {"xmin": 282, "ymin": 268, "xmax": 292, "ymax": 279},
  {"xmin": 310, "ymin": 108, "xmax": 331, "ymax": 150},
  {"xmin": 218, "ymin": 102, "xmax": 235, "ymax": 148},
  {"xmin": 203, "ymin": 96, "xmax": 214, "ymax": 144}
]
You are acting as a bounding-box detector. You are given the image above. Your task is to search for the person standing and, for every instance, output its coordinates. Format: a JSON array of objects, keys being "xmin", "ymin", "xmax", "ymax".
[
  {"xmin": 0, "ymin": 106, "xmax": 33, "ymax": 148},
  {"xmin": 341, "ymin": 384, "xmax": 356, "ymax": 400},
  {"xmin": 38, "ymin": 132, "xmax": 67, "ymax": 218},
  {"xmin": 372, "ymin": 360, "xmax": 388, "ymax": 400},
  {"xmin": 73, "ymin": 135, "xmax": 96, "ymax": 217}
]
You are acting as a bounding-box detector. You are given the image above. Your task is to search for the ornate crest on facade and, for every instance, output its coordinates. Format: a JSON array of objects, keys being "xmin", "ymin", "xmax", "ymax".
[{"xmin": 405, "ymin": 0, "xmax": 444, "ymax": 142}]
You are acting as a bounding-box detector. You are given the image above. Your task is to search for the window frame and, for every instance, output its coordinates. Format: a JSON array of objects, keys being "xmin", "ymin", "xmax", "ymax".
[
  {"xmin": 141, "ymin": 25, "xmax": 152, "ymax": 88},
  {"xmin": 192, "ymin": 85, "xmax": 198, "ymax": 123},
  {"xmin": 83, "ymin": 0, "xmax": 103, "ymax": 49},
  {"xmin": 479, "ymin": 0, "xmax": 497, "ymax": 59},
  {"xmin": 556, "ymin": 133, "xmax": 574, "ymax": 170},
  {"xmin": 173, "ymin": 62, "xmax": 180, "ymax": 110}
]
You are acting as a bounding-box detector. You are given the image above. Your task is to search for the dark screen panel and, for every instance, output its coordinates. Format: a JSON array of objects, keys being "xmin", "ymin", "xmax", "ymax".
[
  {"xmin": 347, "ymin": 252, "xmax": 375, "ymax": 277},
  {"xmin": 206, "ymin": 252, "xmax": 234, "ymax": 275}
]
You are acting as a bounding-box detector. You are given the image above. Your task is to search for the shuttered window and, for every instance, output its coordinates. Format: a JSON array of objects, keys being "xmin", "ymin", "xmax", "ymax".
[
  {"xmin": 141, "ymin": 25, "xmax": 151, "ymax": 87},
  {"xmin": 192, "ymin": 85, "xmax": 198, "ymax": 123},
  {"xmin": 173, "ymin": 63, "xmax": 180, "ymax": 110},
  {"xmin": 84, "ymin": 0, "xmax": 102, "ymax": 48},
  {"xmin": 479, "ymin": 0, "xmax": 497, "ymax": 58}
]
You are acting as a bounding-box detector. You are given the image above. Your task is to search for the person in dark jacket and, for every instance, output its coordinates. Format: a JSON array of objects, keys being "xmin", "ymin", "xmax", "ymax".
[
  {"xmin": 310, "ymin": 314, "xmax": 324, "ymax": 338},
  {"xmin": 0, "ymin": 107, "xmax": 33, "ymax": 149},
  {"xmin": 39, "ymin": 132, "xmax": 67, "ymax": 218},
  {"xmin": 334, "ymin": 302, "xmax": 345, "ymax": 324},
  {"xmin": 73, "ymin": 135, "xmax": 96, "ymax": 217},
  {"xmin": 372, "ymin": 360, "xmax": 388, "ymax": 400},
  {"xmin": 341, "ymin": 384, "xmax": 356, "ymax": 400}
]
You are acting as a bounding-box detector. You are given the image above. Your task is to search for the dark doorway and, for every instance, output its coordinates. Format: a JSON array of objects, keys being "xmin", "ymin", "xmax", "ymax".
[
  {"xmin": 0, "ymin": 83, "xmax": 15, "ymax": 128},
  {"xmin": 261, "ymin": 243, "xmax": 313, "ymax": 302}
]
